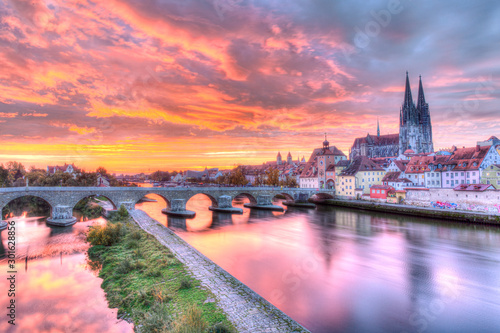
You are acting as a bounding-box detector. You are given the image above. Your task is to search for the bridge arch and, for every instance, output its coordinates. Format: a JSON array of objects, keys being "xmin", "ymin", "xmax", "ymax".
[
  {"xmin": 0, "ymin": 193, "xmax": 54, "ymax": 220},
  {"xmin": 70, "ymin": 193, "xmax": 118, "ymax": 211},
  {"xmin": 234, "ymin": 193, "xmax": 257, "ymax": 205},
  {"xmin": 272, "ymin": 193, "xmax": 294, "ymax": 202},
  {"xmin": 135, "ymin": 192, "xmax": 171, "ymax": 209},
  {"xmin": 312, "ymin": 192, "xmax": 335, "ymax": 200},
  {"xmin": 186, "ymin": 192, "xmax": 218, "ymax": 208}
]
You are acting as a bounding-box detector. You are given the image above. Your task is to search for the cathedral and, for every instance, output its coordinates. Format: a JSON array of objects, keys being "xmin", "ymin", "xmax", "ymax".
[{"xmin": 350, "ymin": 72, "xmax": 434, "ymax": 159}]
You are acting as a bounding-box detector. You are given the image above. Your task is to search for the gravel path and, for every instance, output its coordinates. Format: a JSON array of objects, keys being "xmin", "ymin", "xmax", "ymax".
[{"xmin": 129, "ymin": 209, "xmax": 309, "ymax": 333}]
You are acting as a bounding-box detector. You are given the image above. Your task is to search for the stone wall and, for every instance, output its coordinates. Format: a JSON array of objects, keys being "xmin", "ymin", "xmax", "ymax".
[{"xmin": 406, "ymin": 188, "xmax": 500, "ymax": 214}]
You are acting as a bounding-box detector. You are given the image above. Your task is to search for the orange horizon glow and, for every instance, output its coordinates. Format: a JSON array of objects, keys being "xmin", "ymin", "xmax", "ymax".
[{"xmin": 0, "ymin": 1, "xmax": 498, "ymax": 173}]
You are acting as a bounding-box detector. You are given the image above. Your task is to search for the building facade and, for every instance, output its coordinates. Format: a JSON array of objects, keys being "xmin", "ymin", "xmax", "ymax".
[
  {"xmin": 399, "ymin": 73, "xmax": 433, "ymax": 155},
  {"xmin": 350, "ymin": 72, "xmax": 434, "ymax": 159}
]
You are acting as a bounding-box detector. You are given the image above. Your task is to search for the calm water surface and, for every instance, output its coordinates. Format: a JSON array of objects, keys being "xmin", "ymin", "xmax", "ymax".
[
  {"xmin": 0, "ymin": 211, "xmax": 133, "ymax": 333},
  {"xmin": 136, "ymin": 194, "xmax": 500, "ymax": 333}
]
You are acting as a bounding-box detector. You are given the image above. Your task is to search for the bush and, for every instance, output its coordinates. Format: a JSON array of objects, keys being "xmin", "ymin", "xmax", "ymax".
[
  {"xmin": 87, "ymin": 222, "xmax": 123, "ymax": 246},
  {"xmin": 208, "ymin": 323, "xmax": 234, "ymax": 333},
  {"xmin": 138, "ymin": 302, "xmax": 172, "ymax": 333},
  {"xmin": 128, "ymin": 230, "xmax": 142, "ymax": 240},
  {"xmin": 171, "ymin": 306, "xmax": 207, "ymax": 333},
  {"xmin": 179, "ymin": 277, "xmax": 192, "ymax": 290},
  {"xmin": 112, "ymin": 205, "xmax": 129, "ymax": 221}
]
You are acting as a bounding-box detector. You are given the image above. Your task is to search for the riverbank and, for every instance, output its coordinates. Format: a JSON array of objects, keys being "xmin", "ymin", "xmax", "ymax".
[
  {"xmin": 87, "ymin": 209, "xmax": 235, "ymax": 332},
  {"xmin": 315, "ymin": 199, "xmax": 500, "ymax": 225},
  {"xmin": 130, "ymin": 209, "xmax": 310, "ymax": 333}
]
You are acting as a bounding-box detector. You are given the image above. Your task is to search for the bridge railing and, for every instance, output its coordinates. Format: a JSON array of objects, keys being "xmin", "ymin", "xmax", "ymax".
[{"xmin": 0, "ymin": 186, "xmax": 334, "ymax": 192}]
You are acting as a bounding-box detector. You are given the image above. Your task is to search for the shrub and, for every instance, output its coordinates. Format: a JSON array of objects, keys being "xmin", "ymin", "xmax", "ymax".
[
  {"xmin": 171, "ymin": 306, "xmax": 207, "ymax": 333},
  {"xmin": 128, "ymin": 229, "xmax": 142, "ymax": 240},
  {"xmin": 179, "ymin": 277, "xmax": 192, "ymax": 290},
  {"xmin": 208, "ymin": 323, "xmax": 234, "ymax": 333},
  {"xmin": 138, "ymin": 302, "xmax": 172, "ymax": 333},
  {"xmin": 87, "ymin": 222, "xmax": 123, "ymax": 246},
  {"xmin": 112, "ymin": 204, "xmax": 129, "ymax": 221},
  {"xmin": 126, "ymin": 239, "xmax": 139, "ymax": 249}
]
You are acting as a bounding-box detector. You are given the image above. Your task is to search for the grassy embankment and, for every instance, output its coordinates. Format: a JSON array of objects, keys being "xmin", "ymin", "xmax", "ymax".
[{"xmin": 87, "ymin": 206, "xmax": 234, "ymax": 332}]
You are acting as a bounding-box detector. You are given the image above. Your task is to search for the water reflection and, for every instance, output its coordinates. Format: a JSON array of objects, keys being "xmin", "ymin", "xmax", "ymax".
[
  {"xmin": 0, "ymin": 212, "xmax": 133, "ymax": 333},
  {"xmin": 136, "ymin": 197, "xmax": 500, "ymax": 333}
]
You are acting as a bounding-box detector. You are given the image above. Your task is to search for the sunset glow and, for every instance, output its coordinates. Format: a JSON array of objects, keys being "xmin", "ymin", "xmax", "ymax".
[{"xmin": 1, "ymin": 0, "xmax": 498, "ymax": 172}]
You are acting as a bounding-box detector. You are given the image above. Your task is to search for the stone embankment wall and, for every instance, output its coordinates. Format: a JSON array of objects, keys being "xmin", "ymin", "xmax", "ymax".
[
  {"xmin": 406, "ymin": 188, "xmax": 500, "ymax": 214},
  {"xmin": 320, "ymin": 199, "xmax": 500, "ymax": 225},
  {"xmin": 129, "ymin": 209, "xmax": 309, "ymax": 333}
]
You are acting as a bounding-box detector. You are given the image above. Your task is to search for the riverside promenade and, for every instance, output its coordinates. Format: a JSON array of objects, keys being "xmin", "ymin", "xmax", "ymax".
[
  {"xmin": 129, "ymin": 209, "xmax": 309, "ymax": 333},
  {"xmin": 318, "ymin": 199, "xmax": 500, "ymax": 225}
]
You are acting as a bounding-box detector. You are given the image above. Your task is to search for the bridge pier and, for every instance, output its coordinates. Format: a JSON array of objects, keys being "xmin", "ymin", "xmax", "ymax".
[
  {"xmin": 209, "ymin": 195, "xmax": 243, "ymax": 214},
  {"xmin": 118, "ymin": 201, "xmax": 136, "ymax": 211},
  {"xmin": 0, "ymin": 205, "xmax": 6, "ymax": 230},
  {"xmin": 46, "ymin": 205, "xmax": 77, "ymax": 227},
  {"xmin": 244, "ymin": 195, "xmax": 284, "ymax": 212},
  {"xmin": 162, "ymin": 199, "xmax": 196, "ymax": 218},
  {"xmin": 283, "ymin": 192, "xmax": 316, "ymax": 208}
]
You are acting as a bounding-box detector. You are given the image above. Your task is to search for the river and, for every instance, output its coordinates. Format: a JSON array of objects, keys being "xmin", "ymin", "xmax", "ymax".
[
  {"xmin": 0, "ymin": 210, "xmax": 133, "ymax": 333},
  {"xmin": 135, "ymin": 193, "xmax": 500, "ymax": 333},
  {"xmin": 1, "ymin": 194, "xmax": 499, "ymax": 333}
]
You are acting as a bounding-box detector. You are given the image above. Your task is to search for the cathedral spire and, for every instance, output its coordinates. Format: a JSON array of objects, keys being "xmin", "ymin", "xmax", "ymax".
[
  {"xmin": 377, "ymin": 117, "xmax": 380, "ymax": 137},
  {"xmin": 403, "ymin": 71, "xmax": 413, "ymax": 108},
  {"xmin": 417, "ymin": 75, "xmax": 426, "ymax": 111}
]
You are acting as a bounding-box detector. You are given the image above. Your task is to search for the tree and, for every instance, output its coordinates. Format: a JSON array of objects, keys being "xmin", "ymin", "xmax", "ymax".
[
  {"xmin": 280, "ymin": 175, "xmax": 298, "ymax": 188},
  {"xmin": 96, "ymin": 166, "xmax": 108, "ymax": 176},
  {"xmin": 150, "ymin": 170, "xmax": 171, "ymax": 182},
  {"xmin": 229, "ymin": 166, "xmax": 248, "ymax": 186},
  {"xmin": 265, "ymin": 168, "xmax": 280, "ymax": 186},
  {"xmin": 0, "ymin": 165, "xmax": 11, "ymax": 187},
  {"xmin": 253, "ymin": 173, "xmax": 264, "ymax": 186}
]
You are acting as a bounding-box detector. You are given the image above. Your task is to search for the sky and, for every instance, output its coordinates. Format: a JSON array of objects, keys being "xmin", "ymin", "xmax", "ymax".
[{"xmin": 0, "ymin": 0, "xmax": 499, "ymax": 173}]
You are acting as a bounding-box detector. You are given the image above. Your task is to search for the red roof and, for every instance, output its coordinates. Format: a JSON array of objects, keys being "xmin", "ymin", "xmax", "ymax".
[
  {"xmin": 352, "ymin": 133, "xmax": 399, "ymax": 148},
  {"xmin": 454, "ymin": 184, "xmax": 495, "ymax": 191},
  {"xmin": 370, "ymin": 185, "xmax": 394, "ymax": 190},
  {"xmin": 339, "ymin": 156, "xmax": 385, "ymax": 176}
]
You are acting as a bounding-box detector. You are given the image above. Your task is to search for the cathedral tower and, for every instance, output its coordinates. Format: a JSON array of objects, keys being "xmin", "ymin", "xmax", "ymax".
[{"xmin": 399, "ymin": 72, "xmax": 433, "ymax": 154}]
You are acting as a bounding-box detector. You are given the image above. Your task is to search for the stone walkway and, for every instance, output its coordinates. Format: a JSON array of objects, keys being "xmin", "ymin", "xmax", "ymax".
[{"xmin": 129, "ymin": 209, "xmax": 309, "ymax": 333}]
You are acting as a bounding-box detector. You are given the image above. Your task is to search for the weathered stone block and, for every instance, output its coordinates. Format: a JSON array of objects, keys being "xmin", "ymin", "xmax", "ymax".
[
  {"xmin": 52, "ymin": 206, "xmax": 73, "ymax": 219},
  {"xmin": 217, "ymin": 195, "xmax": 232, "ymax": 208},
  {"xmin": 171, "ymin": 199, "xmax": 186, "ymax": 212},
  {"xmin": 257, "ymin": 195, "xmax": 272, "ymax": 206}
]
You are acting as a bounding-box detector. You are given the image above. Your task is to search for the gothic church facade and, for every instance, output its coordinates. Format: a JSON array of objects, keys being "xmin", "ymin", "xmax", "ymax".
[{"xmin": 350, "ymin": 72, "xmax": 434, "ymax": 159}]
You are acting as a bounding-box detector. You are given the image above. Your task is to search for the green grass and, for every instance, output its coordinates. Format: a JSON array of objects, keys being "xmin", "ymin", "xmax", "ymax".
[{"xmin": 87, "ymin": 212, "xmax": 234, "ymax": 333}]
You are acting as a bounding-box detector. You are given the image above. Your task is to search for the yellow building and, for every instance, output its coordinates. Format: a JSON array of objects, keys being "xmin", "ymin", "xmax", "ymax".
[
  {"xmin": 337, "ymin": 156, "xmax": 387, "ymax": 197},
  {"xmin": 481, "ymin": 164, "xmax": 500, "ymax": 189}
]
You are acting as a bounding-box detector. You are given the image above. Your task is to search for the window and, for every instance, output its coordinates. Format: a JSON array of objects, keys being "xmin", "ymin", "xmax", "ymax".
[
  {"xmin": 461, "ymin": 172, "xmax": 464, "ymax": 176},
  {"xmin": 447, "ymin": 180, "xmax": 450, "ymax": 184},
  {"xmin": 382, "ymin": 190, "xmax": 385, "ymax": 194},
  {"xmin": 377, "ymin": 190, "xmax": 380, "ymax": 194},
  {"xmin": 473, "ymin": 172, "xmax": 476, "ymax": 176},
  {"xmin": 473, "ymin": 180, "xmax": 476, "ymax": 184}
]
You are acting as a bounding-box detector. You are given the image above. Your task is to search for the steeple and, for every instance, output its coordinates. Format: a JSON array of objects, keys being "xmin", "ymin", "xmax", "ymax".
[
  {"xmin": 403, "ymin": 71, "xmax": 413, "ymax": 109},
  {"xmin": 323, "ymin": 133, "xmax": 329, "ymax": 150},
  {"xmin": 377, "ymin": 118, "xmax": 380, "ymax": 137},
  {"xmin": 416, "ymin": 75, "xmax": 426, "ymax": 111}
]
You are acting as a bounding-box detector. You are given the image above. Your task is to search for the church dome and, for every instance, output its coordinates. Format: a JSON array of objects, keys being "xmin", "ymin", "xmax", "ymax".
[{"xmin": 404, "ymin": 149, "xmax": 415, "ymax": 154}]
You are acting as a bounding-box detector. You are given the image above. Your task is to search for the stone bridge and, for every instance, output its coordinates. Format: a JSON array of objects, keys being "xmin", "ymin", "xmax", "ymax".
[{"xmin": 0, "ymin": 186, "xmax": 335, "ymax": 226}]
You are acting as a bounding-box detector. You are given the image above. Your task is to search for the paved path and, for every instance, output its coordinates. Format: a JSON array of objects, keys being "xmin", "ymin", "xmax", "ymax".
[{"xmin": 129, "ymin": 209, "xmax": 309, "ymax": 333}]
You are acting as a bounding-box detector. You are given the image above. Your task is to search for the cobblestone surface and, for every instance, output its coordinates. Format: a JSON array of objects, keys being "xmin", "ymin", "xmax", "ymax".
[{"xmin": 129, "ymin": 209, "xmax": 309, "ymax": 333}]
